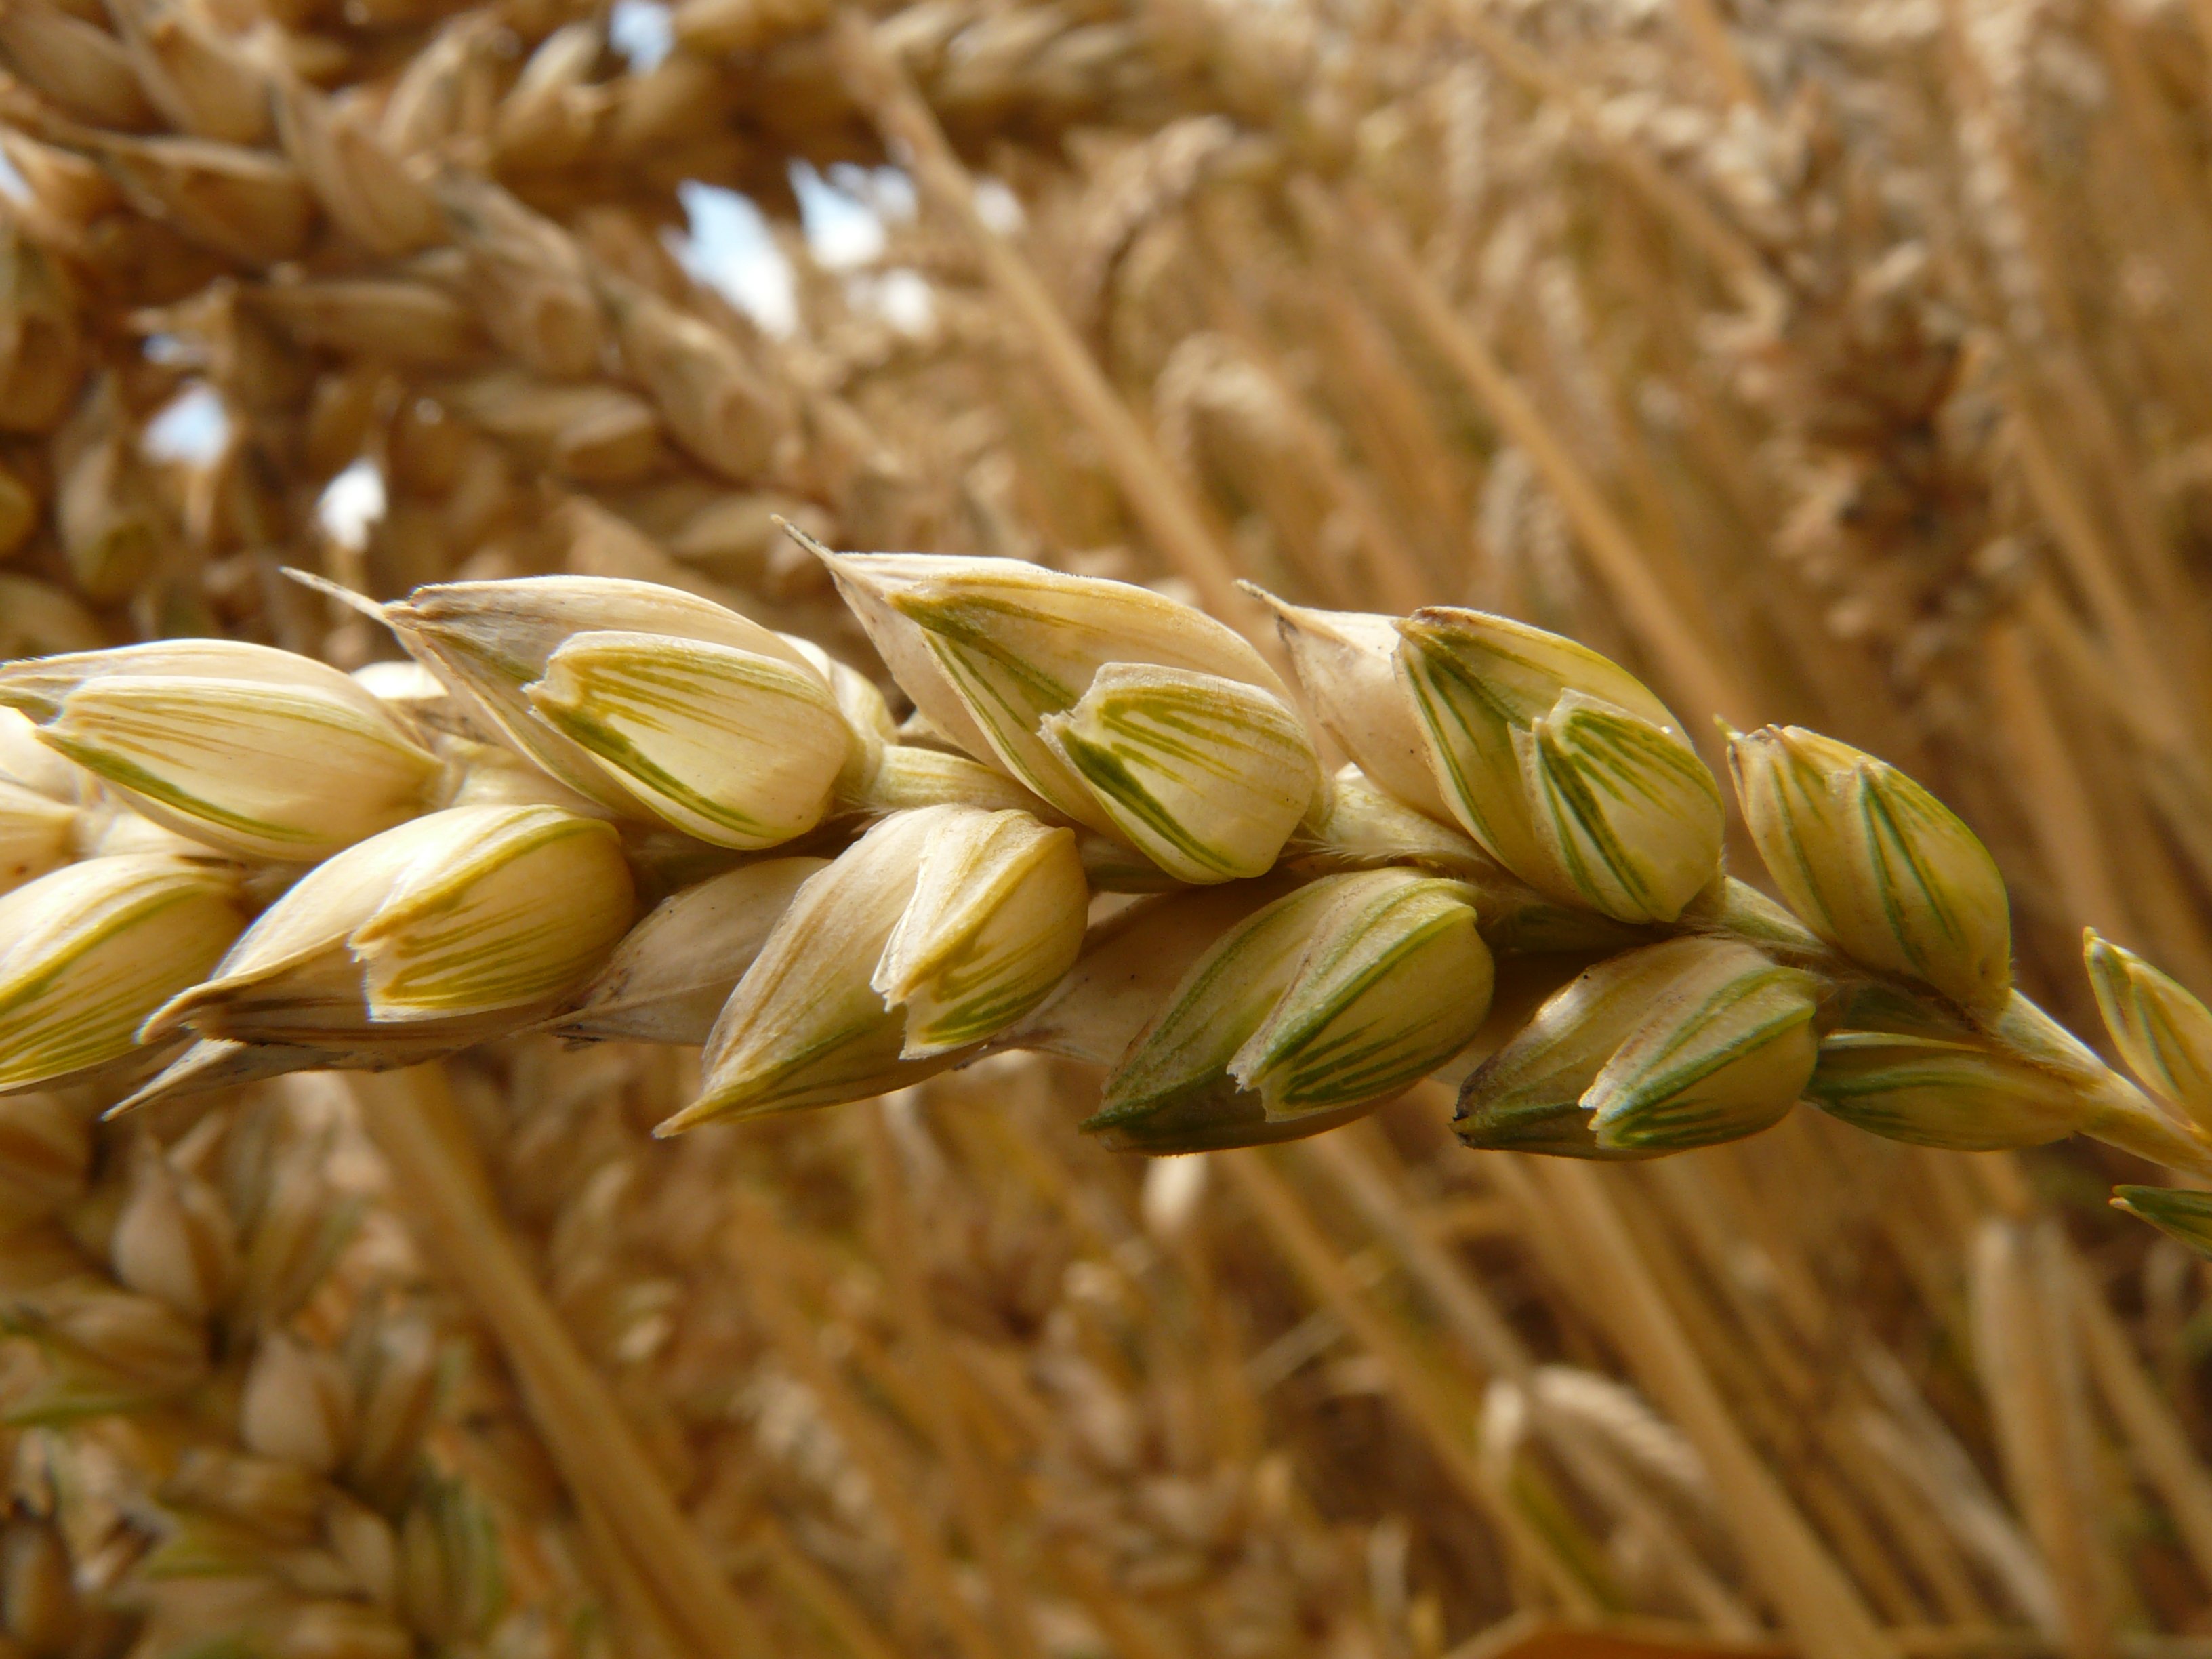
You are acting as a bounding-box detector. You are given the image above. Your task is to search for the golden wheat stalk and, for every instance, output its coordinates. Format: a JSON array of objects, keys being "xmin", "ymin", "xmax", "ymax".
[{"xmin": 3, "ymin": 544, "xmax": 2206, "ymax": 1242}]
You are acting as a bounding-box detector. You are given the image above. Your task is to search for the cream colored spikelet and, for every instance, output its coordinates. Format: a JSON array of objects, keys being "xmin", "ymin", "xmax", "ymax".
[
  {"xmin": 140, "ymin": 805, "xmax": 632, "ymax": 1051},
  {"xmin": 1040, "ymin": 663, "xmax": 1319, "ymax": 884},
  {"xmin": 1395, "ymin": 607, "xmax": 1723, "ymax": 922},
  {"xmin": 0, "ymin": 855, "xmax": 245, "ymax": 1090},
  {"xmin": 1729, "ymin": 725, "xmax": 2011, "ymax": 1011},
  {"xmin": 523, "ymin": 629, "xmax": 851, "ymax": 849},
  {"xmin": 673, "ymin": 804, "xmax": 1086, "ymax": 1126},
  {"xmin": 1457, "ymin": 938, "xmax": 1820, "ymax": 1158},
  {"xmin": 0, "ymin": 640, "xmax": 439, "ymax": 863},
  {"xmin": 386, "ymin": 575, "xmax": 834, "ymax": 824}
]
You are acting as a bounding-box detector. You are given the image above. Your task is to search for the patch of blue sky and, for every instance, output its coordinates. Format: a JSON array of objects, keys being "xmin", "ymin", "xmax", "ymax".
[
  {"xmin": 142, "ymin": 385, "xmax": 230, "ymax": 466},
  {"xmin": 609, "ymin": 0, "xmax": 673, "ymax": 68},
  {"xmin": 318, "ymin": 457, "xmax": 387, "ymax": 550},
  {"xmin": 667, "ymin": 180, "xmax": 798, "ymax": 333}
]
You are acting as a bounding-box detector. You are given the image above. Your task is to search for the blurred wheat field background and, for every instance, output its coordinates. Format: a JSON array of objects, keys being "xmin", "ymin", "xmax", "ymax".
[{"xmin": 3, "ymin": 0, "xmax": 2212, "ymax": 1654}]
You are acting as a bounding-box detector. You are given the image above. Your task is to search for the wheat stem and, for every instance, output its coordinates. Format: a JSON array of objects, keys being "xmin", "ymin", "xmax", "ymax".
[
  {"xmin": 1433, "ymin": 3, "xmax": 1775, "ymax": 302},
  {"xmin": 1969, "ymin": 1218, "xmax": 2119, "ymax": 1658},
  {"xmin": 348, "ymin": 1065, "xmax": 771, "ymax": 1659},
  {"xmin": 1314, "ymin": 179, "xmax": 1753, "ymax": 728},
  {"xmin": 754, "ymin": 1522, "xmax": 907, "ymax": 1659},
  {"xmin": 2068, "ymin": 1252, "xmax": 2212, "ymax": 1595},
  {"xmin": 829, "ymin": 9, "xmax": 1252, "ymax": 626},
  {"xmin": 1221, "ymin": 1146, "xmax": 1613, "ymax": 1616},
  {"xmin": 1509, "ymin": 1155, "xmax": 1902, "ymax": 1659},
  {"xmin": 729, "ymin": 1184, "xmax": 1010, "ymax": 1659},
  {"xmin": 1300, "ymin": 1126, "xmax": 1764, "ymax": 1635},
  {"xmin": 863, "ymin": 1103, "xmax": 1042, "ymax": 1659},
  {"xmin": 1672, "ymin": 0, "xmax": 1765, "ymax": 113}
]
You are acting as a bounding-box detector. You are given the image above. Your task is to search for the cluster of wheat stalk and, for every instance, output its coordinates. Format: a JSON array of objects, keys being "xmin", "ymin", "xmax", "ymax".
[{"xmin": 7, "ymin": 0, "xmax": 2212, "ymax": 1652}]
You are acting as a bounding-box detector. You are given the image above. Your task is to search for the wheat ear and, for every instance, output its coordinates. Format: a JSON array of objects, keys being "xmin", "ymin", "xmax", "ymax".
[{"xmin": 3, "ymin": 545, "xmax": 2208, "ymax": 1243}]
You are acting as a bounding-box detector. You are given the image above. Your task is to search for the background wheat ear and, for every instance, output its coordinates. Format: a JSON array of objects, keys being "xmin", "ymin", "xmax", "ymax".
[{"xmin": 6, "ymin": 0, "xmax": 2212, "ymax": 1652}]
